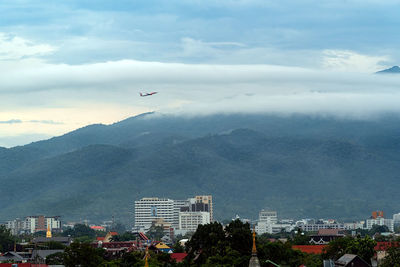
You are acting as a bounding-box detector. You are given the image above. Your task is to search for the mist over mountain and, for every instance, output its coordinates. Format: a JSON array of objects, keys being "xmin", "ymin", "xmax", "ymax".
[
  {"xmin": 1, "ymin": 112, "xmax": 400, "ymax": 225},
  {"xmin": 376, "ymin": 66, "xmax": 400, "ymax": 74}
]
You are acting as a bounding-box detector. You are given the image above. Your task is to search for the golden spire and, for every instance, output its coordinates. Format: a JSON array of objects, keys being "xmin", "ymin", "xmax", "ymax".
[
  {"xmin": 144, "ymin": 246, "xmax": 149, "ymax": 267},
  {"xmin": 46, "ymin": 225, "xmax": 52, "ymax": 238},
  {"xmin": 252, "ymin": 226, "xmax": 257, "ymax": 255}
]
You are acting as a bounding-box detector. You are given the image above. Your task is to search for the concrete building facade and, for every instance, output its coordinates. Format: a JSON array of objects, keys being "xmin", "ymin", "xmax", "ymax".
[
  {"xmin": 179, "ymin": 211, "xmax": 210, "ymax": 232},
  {"xmin": 134, "ymin": 197, "xmax": 174, "ymax": 232}
]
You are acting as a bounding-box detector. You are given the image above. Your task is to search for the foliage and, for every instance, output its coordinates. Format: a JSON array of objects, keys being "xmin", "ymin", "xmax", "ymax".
[
  {"xmin": 117, "ymin": 251, "xmax": 144, "ymax": 267},
  {"xmin": 381, "ymin": 246, "xmax": 400, "ymax": 267},
  {"xmin": 322, "ymin": 236, "xmax": 376, "ymax": 264},
  {"xmin": 369, "ymin": 224, "xmax": 390, "ymax": 235},
  {"xmin": 46, "ymin": 251, "xmax": 65, "ymax": 265},
  {"xmin": 63, "ymin": 224, "xmax": 96, "ymax": 239},
  {"xmin": 146, "ymin": 226, "xmax": 166, "ymax": 241},
  {"xmin": 109, "ymin": 222, "xmax": 126, "ymax": 234},
  {"xmin": 0, "ymin": 225, "xmax": 15, "ymax": 253},
  {"xmin": 39, "ymin": 241, "xmax": 65, "ymax": 250},
  {"xmin": 63, "ymin": 242, "xmax": 105, "ymax": 267},
  {"xmin": 172, "ymin": 241, "xmax": 185, "ymax": 253},
  {"xmin": 290, "ymin": 229, "xmax": 311, "ymax": 245},
  {"xmin": 111, "ymin": 231, "xmax": 137, "ymax": 242}
]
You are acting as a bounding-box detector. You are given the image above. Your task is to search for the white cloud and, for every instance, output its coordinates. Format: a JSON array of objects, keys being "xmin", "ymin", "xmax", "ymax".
[
  {"xmin": 0, "ymin": 33, "xmax": 56, "ymax": 60},
  {"xmin": 322, "ymin": 50, "xmax": 389, "ymax": 73}
]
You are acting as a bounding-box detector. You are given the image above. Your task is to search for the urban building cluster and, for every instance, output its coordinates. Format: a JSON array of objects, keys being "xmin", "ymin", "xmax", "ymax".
[
  {"xmin": 133, "ymin": 195, "xmax": 213, "ymax": 236},
  {"xmin": 5, "ymin": 215, "xmax": 62, "ymax": 235},
  {"xmin": 254, "ymin": 209, "xmax": 399, "ymax": 235}
]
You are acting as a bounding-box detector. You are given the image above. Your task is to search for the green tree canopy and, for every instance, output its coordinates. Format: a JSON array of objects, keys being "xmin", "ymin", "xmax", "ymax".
[
  {"xmin": 63, "ymin": 224, "xmax": 96, "ymax": 240},
  {"xmin": 322, "ymin": 236, "xmax": 376, "ymax": 264},
  {"xmin": 63, "ymin": 242, "xmax": 105, "ymax": 267},
  {"xmin": 0, "ymin": 225, "xmax": 15, "ymax": 253}
]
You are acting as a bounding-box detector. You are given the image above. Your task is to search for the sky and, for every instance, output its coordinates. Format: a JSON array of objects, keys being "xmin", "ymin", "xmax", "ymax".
[{"xmin": 1, "ymin": 0, "xmax": 400, "ymax": 147}]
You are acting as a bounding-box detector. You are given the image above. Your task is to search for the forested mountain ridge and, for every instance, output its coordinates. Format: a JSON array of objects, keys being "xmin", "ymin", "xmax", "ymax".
[{"xmin": 1, "ymin": 113, "xmax": 400, "ymax": 225}]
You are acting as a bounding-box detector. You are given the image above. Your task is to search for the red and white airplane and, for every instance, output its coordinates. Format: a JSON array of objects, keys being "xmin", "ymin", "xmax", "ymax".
[{"xmin": 140, "ymin": 92, "xmax": 158, "ymax": 97}]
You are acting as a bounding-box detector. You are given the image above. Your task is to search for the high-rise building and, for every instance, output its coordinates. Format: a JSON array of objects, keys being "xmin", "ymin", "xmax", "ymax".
[
  {"xmin": 134, "ymin": 198, "xmax": 174, "ymax": 232},
  {"xmin": 393, "ymin": 213, "xmax": 400, "ymax": 225},
  {"xmin": 173, "ymin": 199, "xmax": 190, "ymax": 228},
  {"xmin": 189, "ymin": 195, "xmax": 213, "ymax": 221},
  {"xmin": 179, "ymin": 211, "xmax": 210, "ymax": 232},
  {"xmin": 366, "ymin": 217, "xmax": 394, "ymax": 232}
]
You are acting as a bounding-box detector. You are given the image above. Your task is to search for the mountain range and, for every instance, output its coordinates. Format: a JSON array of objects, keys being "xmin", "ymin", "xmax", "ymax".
[{"xmin": 1, "ymin": 112, "xmax": 400, "ymax": 225}]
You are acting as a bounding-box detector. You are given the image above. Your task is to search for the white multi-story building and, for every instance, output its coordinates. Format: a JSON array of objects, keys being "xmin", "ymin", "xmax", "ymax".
[
  {"xmin": 173, "ymin": 199, "xmax": 190, "ymax": 228},
  {"xmin": 255, "ymin": 221, "xmax": 294, "ymax": 234},
  {"xmin": 255, "ymin": 210, "xmax": 288, "ymax": 234},
  {"xmin": 366, "ymin": 217, "xmax": 394, "ymax": 232},
  {"xmin": 179, "ymin": 211, "xmax": 210, "ymax": 232},
  {"xmin": 393, "ymin": 213, "xmax": 400, "ymax": 225},
  {"xmin": 259, "ymin": 210, "xmax": 277, "ymax": 224},
  {"xmin": 134, "ymin": 198, "xmax": 174, "ymax": 232},
  {"xmin": 6, "ymin": 215, "xmax": 62, "ymax": 234},
  {"xmin": 299, "ymin": 223, "xmax": 346, "ymax": 232}
]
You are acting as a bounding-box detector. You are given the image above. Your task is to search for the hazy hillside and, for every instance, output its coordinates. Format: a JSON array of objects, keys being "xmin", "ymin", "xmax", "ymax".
[{"xmin": 1, "ymin": 113, "xmax": 400, "ymax": 225}]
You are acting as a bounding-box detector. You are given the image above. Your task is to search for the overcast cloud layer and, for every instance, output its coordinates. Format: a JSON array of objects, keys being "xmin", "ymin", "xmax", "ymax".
[{"xmin": 0, "ymin": 0, "xmax": 400, "ymax": 147}]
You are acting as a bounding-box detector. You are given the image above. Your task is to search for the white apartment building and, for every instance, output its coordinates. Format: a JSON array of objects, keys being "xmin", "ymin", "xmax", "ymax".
[
  {"xmin": 134, "ymin": 198, "xmax": 174, "ymax": 232},
  {"xmin": 366, "ymin": 217, "xmax": 394, "ymax": 232},
  {"xmin": 173, "ymin": 199, "xmax": 190, "ymax": 228},
  {"xmin": 6, "ymin": 215, "xmax": 62, "ymax": 234},
  {"xmin": 299, "ymin": 223, "xmax": 346, "ymax": 232},
  {"xmin": 255, "ymin": 221, "xmax": 293, "ymax": 234},
  {"xmin": 259, "ymin": 210, "xmax": 277, "ymax": 224},
  {"xmin": 179, "ymin": 211, "xmax": 210, "ymax": 232},
  {"xmin": 393, "ymin": 213, "xmax": 400, "ymax": 224}
]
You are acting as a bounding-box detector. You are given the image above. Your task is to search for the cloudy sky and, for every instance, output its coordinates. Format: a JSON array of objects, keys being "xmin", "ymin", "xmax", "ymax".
[{"xmin": 1, "ymin": 0, "xmax": 400, "ymax": 147}]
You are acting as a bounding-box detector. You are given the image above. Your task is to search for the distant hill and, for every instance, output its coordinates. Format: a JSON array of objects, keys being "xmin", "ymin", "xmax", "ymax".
[
  {"xmin": 1, "ymin": 113, "xmax": 400, "ymax": 225},
  {"xmin": 376, "ymin": 66, "xmax": 400, "ymax": 74}
]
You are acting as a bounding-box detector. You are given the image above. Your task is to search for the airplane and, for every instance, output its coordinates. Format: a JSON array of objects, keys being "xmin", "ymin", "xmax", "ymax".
[{"xmin": 140, "ymin": 92, "xmax": 158, "ymax": 97}]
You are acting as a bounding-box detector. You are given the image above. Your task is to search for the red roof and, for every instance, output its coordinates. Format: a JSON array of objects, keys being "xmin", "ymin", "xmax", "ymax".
[
  {"xmin": 91, "ymin": 226, "xmax": 105, "ymax": 230},
  {"xmin": 375, "ymin": 242, "xmax": 399, "ymax": 251},
  {"xmin": 317, "ymin": 229, "xmax": 342, "ymax": 236},
  {"xmin": 109, "ymin": 231, "xmax": 118, "ymax": 236},
  {"xmin": 292, "ymin": 245, "xmax": 327, "ymax": 254},
  {"xmin": 170, "ymin": 253, "xmax": 188, "ymax": 263},
  {"xmin": 97, "ymin": 237, "xmax": 105, "ymax": 241}
]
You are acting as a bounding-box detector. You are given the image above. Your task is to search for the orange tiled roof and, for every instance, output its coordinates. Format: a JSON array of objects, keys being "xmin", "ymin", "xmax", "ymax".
[{"xmin": 292, "ymin": 245, "xmax": 327, "ymax": 254}]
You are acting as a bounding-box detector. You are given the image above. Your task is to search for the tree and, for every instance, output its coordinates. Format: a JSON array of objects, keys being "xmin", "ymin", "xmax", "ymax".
[
  {"xmin": 146, "ymin": 226, "xmax": 165, "ymax": 241},
  {"xmin": 46, "ymin": 252, "xmax": 65, "ymax": 265},
  {"xmin": 63, "ymin": 242, "xmax": 105, "ymax": 267},
  {"xmin": 291, "ymin": 228, "xmax": 310, "ymax": 245},
  {"xmin": 111, "ymin": 231, "xmax": 138, "ymax": 242},
  {"xmin": 185, "ymin": 222, "xmax": 226, "ymax": 265},
  {"xmin": 63, "ymin": 224, "xmax": 96, "ymax": 238},
  {"xmin": 118, "ymin": 251, "xmax": 144, "ymax": 267},
  {"xmin": 0, "ymin": 225, "xmax": 15, "ymax": 253},
  {"xmin": 224, "ymin": 219, "xmax": 252, "ymax": 256},
  {"xmin": 109, "ymin": 222, "xmax": 126, "ymax": 234},
  {"xmin": 381, "ymin": 246, "xmax": 400, "ymax": 267},
  {"xmin": 41, "ymin": 241, "xmax": 65, "ymax": 250},
  {"xmin": 172, "ymin": 241, "xmax": 185, "ymax": 253},
  {"xmin": 322, "ymin": 236, "xmax": 376, "ymax": 264},
  {"xmin": 369, "ymin": 224, "xmax": 390, "ymax": 236}
]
